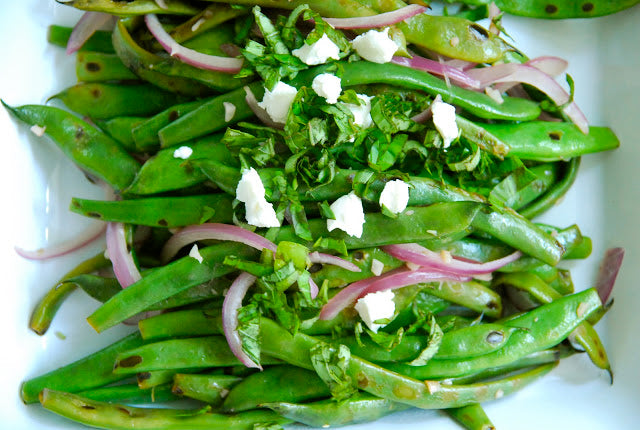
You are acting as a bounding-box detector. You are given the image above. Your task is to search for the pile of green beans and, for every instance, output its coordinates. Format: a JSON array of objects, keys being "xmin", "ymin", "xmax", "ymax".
[{"xmin": 6, "ymin": 1, "xmax": 625, "ymax": 429}]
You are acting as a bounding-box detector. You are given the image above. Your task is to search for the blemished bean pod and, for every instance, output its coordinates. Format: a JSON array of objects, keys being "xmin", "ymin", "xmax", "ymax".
[
  {"xmin": 29, "ymin": 252, "xmax": 111, "ymax": 335},
  {"xmin": 419, "ymin": 281, "xmax": 502, "ymax": 319},
  {"xmin": 169, "ymin": 4, "xmax": 249, "ymax": 44},
  {"xmin": 96, "ymin": 116, "xmax": 148, "ymax": 152},
  {"xmin": 138, "ymin": 369, "xmax": 204, "ymax": 389},
  {"xmin": 172, "ymin": 373, "xmax": 242, "ymax": 405},
  {"xmin": 2, "ymin": 102, "xmax": 140, "ymax": 192},
  {"xmin": 77, "ymin": 383, "xmax": 177, "ymax": 404},
  {"xmin": 39, "ymin": 389, "xmax": 293, "ymax": 430},
  {"xmin": 47, "ymin": 25, "xmax": 114, "ymax": 53},
  {"xmin": 435, "ymin": 324, "xmax": 522, "ymax": 360},
  {"xmin": 461, "ymin": 0, "xmax": 640, "ymax": 19},
  {"xmin": 446, "ymin": 403, "xmax": 496, "ymax": 430},
  {"xmin": 76, "ymin": 52, "xmax": 138, "ymax": 83},
  {"xmin": 61, "ymin": 0, "xmax": 201, "ymax": 15}
]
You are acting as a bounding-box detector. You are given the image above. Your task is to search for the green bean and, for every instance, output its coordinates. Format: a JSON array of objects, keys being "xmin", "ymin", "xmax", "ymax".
[
  {"xmin": 420, "ymin": 281, "xmax": 502, "ymax": 319},
  {"xmin": 330, "ymin": 336, "xmax": 429, "ymax": 363},
  {"xmin": 172, "ymin": 374, "xmax": 242, "ymax": 405},
  {"xmin": 78, "ymin": 383, "xmax": 177, "ymax": 404},
  {"xmin": 436, "ymin": 324, "xmax": 522, "ymax": 359},
  {"xmin": 463, "ymin": 0, "xmax": 640, "ymax": 19},
  {"xmin": 482, "ymin": 122, "xmax": 620, "ymax": 161},
  {"xmin": 113, "ymin": 18, "xmax": 215, "ymax": 97},
  {"xmin": 21, "ymin": 332, "xmax": 144, "ymax": 404},
  {"xmin": 138, "ymin": 369, "xmax": 205, "ymax": 389},
  {"xmin": 40, "ymin": 389, "xmax": 292, "ymax": 430},
  {"xmin": 446, "ymin": 403, "xmax": 495, "ymax": 430},
  {"xmin": 264, "ymin": 393, "xmax": 411, "ymax": 427},
  {"xmin": 497, "ymin": 162, "xmax": 562, "ymax": 211},
  {"xmin": 569, "ymin": 322, "xmax": 612, "ymax": 379},
  {"xmin": 29, "ymin": 252, "xmax": 110, "ymax": 335},
  {"xmin": 2, "ymin": 102, "xmax": 140, "ymax": 192},
  {"xmin": 50, "ymin": 82, "xmax": 187, "ymax": 120},
  {"xmin": 157, "ymin": 83, "xmax": 263, "ymax": 147},
  {"xmin": 520, "ymin": 157, "xmax": 581, "ymax": 219},
  {"xmin": 170, "ymin": 4, "xmax": 249, "ymax": 44},
  {"xmin": 87, "ymin": 243, "xmax": 257, "ymax": 332},
  {"xmin": 223, "ymin": 365, "xmax": 330, "ymax": 412},
  {"xmin": 97, "ymin": 116, "xmax": 148, "ymax": 152},
  {"xmin": 113, "ymin": 336, "xmax": 281, "ymax": 375},
  {"xmin": 456, "ymin": 115, "xmax": 510, "ymax": 158},
  {"xmin": 529, "ymin": 265, "xmax": 574, "ymax": 295},
  {"xmin": 124, "ymin": 135, "xmax": 237, "ymax": 196},
  {"xmin": 47, "ymin": 25, "xmax": 114, "ymax": 53},
  {"xmin": 312, "ymin": 247, "xmax": 404, "ymax": 288},
  {"xmin": 62, "ymin": 0, "xmax": 201, "ymax": 15},
  {"xmin": 259, "ymin": 317, "xmax": 559, "ymax": 409},
  {"xmin": 71, "ymin": 194, "xmax": 234, "ymax": 228},
  {"xmin": 139, "ymin": 309, "xmax": 224, "ymax": 340},
  {"xmin": 76, "ymin": 52, "xmax": 138, "ymax": 82}
]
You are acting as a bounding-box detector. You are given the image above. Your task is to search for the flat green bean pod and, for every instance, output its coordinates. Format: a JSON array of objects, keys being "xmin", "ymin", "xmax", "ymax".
[
  {"xmin": 172, "ymin": 374, "xmax": 242, "ymax": 405},
  {"xmin": 77, "ymin": 383, "xmax": 177, "ymax": 404},
  {"xmin": 76, "ymin": 52, "xmax": 138, "ymax": 83},
  {"xmin": 47, "ymin": 25, "xmax": 114, "ymax": 53},
  {"xmin": 61, "ymin": 0, "xmax": 201, "ymax": 15},
  {"xmin": 446, "ymin": 403, "xmax": 495, "ymax": 430},
  {"xmin": 462, "ymin": 0, "xmax": 640, "ymax": 19}
]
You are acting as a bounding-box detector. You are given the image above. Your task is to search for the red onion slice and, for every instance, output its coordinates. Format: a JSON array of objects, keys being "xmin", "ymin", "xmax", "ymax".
[
  {"xmin": 309, "ymin": 251, "xmax": 361, "ymax": 272},
  {"xmin": 15, "ymin": 222, "xmax": 106, "ymax": 260},
  {"xmin": 222, "ymin": 272, "xmax": 261, "ymax": 369},
  {"xmin": 595, "ymin": 247, "xmax": 624, "ymax": 304},
  {"xmin": 66, "ymin": 11, "xmax": 115, "ymax": 55},
  {"xmin": 106, "ymin": 222, "xmax": 142, "ymax": 288},
  {"xmin": 383, "ymin": 243, "xmax": 521, "ymax": 276},
  {"xmin": 391, "ymin": 54, "xmax": 481, "ymax": 89},
  {"xmin": 323, "ymin": 5, "xmax": 427, "ymax": 29},
  {"xmin": 467, "ymin": 63, "xmax": 589, "ymax": 133},
  {"xmin": 145, "ymin": 14, "xmax": 243, "ymax": 73},
  {"xmin": 244, "ymin": 86, "xmax": 283, "ymax": 129},
  {"xmin": 443, "ymin": 59, "xmax": 477, "ymax": 71},
  {"xmin": 527, "ymin": 56, "xmax": 569, "ymax": 77},
  {"xmin": 309, "ymin": 278, "xmax": 319, "ymax": 299},
  {"xmin": 161, "ymin": 223, "xmax": 277, "ymax": 263}
]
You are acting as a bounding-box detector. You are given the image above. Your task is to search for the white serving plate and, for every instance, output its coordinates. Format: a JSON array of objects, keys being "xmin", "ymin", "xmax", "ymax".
[{"xmin": 1, "ymin": 2, "xmax": 639, "ymax": 429}]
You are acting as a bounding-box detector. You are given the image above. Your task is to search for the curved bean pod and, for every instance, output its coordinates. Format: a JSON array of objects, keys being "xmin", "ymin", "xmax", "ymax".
[
  {"xmin": 76, "ymin": 51, "xmax": 138, "ymax": 82},
  {"xmin": 61, "ymin": 0, "xmax": 201, "ymax": 15}
]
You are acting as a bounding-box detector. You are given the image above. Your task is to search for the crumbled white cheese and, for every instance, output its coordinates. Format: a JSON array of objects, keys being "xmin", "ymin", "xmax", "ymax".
[
  {"xmin": 236, "ymin": 168, "xmax": 280, "ymax": 228},
  {"xmin": 379, "ymin": 179, "xmax": 409, "ymax": 214},
  {"xmin": 257, "ymin": 81, "xmax": 298, "ymax": 124},
  {"xmin": 351, "ymin": 28, "xmax": 398, "ymax": 64},
  {"xmin": 189, "ymin": 244, "xmax": 203, "ymax": 263},
  {"xmin": 173, "ymin": 146, "xmax": 193, "ymax": 159},
  {"xmin": 326, "ymin": 192, "xmax": 365, "ymax": 238},
  {"xmin": 223, "ymin": 101, "xmax": 236, "ymax": 122},
  {"xmin": 431, "ymin": 96, "xmax": 459, "ymax": 148},
  {"xmin": 312, "ymin": 73, "xmax": 342, "ymax": 104},
  {"xmin": 292, "ymin": 34, "xmax": 341, "ymax": 66},
  {"xmin": 371, "ymin": 258, "xmax": 384, "ymax": 276},
  {"xmin": 354, "ymin": 290, "xmax": 395, "ymax": 333},
  {"xmin": 30, "ymin": 125, "xmax": 46, "ymax": 137},
  {"xmin": 345, "ymin": 94, "xmax": 373, "ymax": 128}
]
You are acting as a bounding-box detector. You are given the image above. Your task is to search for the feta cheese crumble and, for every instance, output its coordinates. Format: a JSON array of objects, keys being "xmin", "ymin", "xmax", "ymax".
[
  {"xmin": 326, "ymin": 192, "xmax": 365, "ymax": 238},
  {"xmin": 189, "ymin": 244, "xmax": 203, "ymax": 263},
  {"xmin": 351, "ymin": 28, "xmax": 398, "ymax": 64},
  {"xmin": 292, "ymin": 34, "xmax": 341, "ymax": 65},
  {"xmin": 173, "ymin": 146, "xmax": 193, "ymax": 159},
  {"xmin": 223, "ymin": 102, "xmax": 236, "ymax": 122},
  {"xmin": 236, "ymin": 168, "xmax": 280, "ymax": 228},
  {"xmin": 371, "ymin": 258, "xmax": 384, "ymax": 276},
  {"xmin": 431, "ymin": 96, "xmax": 459, "ymax": 148},
  {"xmin": 312, "ymin": 73, "xmax": 342, "ymax": 104},
  {"xmin": 345, "ymin": 94, "xmax": 373, "ymax": 128},
  {"xmin": 258, "ymin": 81, "xmax": 298, "ymax": 124},
  {"xmin": 354, "ymin": 290, "xmax": 395, "ymax": 333},
  {"xmin": 379, "ymin": 179, "xmax": 409, "ymax": 214}
]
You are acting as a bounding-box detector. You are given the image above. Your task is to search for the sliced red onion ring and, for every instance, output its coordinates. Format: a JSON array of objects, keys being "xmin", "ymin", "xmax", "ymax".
[
  {"xmin": 15, "ymin": 222, "xmax": 106, "ymax": 260},
  {"xmin": 145, "ymin": 14, "xmax": 243, "ymax": 73},
  {"xmin": 309, "ymin": 251, "xmax": 361, "ymax": 272},
  {"xmin": 106, "ymin": 222, "xmax": 142, "ymax": 288},
  {"xmin": 222, "ymin": 272, "xmax": 261, "ymax": 369},
  {"xmin": 244, "ymin": 86, "xmax": 283, "ymax": 129},
  {"xmin": 161, "ymin": 223, "xmax": 277, "ymax": 263},
  {"xmin": 309, "ymin": 278, "xmax": 319, "ymax": 300},
  {"xmin": 595, "ymin": 247, "xmax": 624, "ymax": 304},
  {"xmin": 443, "ymin": 59, "xmax": 477, "ymax": 71},
  {"xmin": 323, "ymin": 5, "xmax": 427, "ymax": 29},
  {"xmin": 66, "ymin": 11, "xmax": 115, "ymax": 55},
  {"xmin": 383, "ymin": 243, "xmax": 521, "ymax": 276},
  {"xmin": 467, "ymin": 63, "xmax": 588, "ymax": 133},
  {"xmin": 527, "ymin": 56, "xmax": 569, "ymax": 77},
  {"xmin": 391, "ymin": 54, "xmax": 481, "ymax": 90}
]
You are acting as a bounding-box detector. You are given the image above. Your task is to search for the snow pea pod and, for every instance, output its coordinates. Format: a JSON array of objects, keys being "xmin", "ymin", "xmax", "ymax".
[
  {"xmin": 223, "ymin": 365, "xmax": 330, "ymax": 412},
  {"xmin": 482, "ymin": 122, "xmax": 619, "ymax": 161},
  {"xmin": 259, "ymin": 318, "xmax": 558, "ymax": 409},
  {"xmin": 113, "ymin": 336, "xmax": 282, "ymax": 375},
  {"xmin": 420, "ymin": 281, "xmax": 502, "ymax": 319},
  {"xmin": 50, "ymin": 82, "xmax": 187, "ymax": 120},
  {"xmin": 87, "ymin": 243, "xmax": 257, "ymax": 332},
  {"xmin": 436, "ymin": 324, "xmax": 522, "ymax": 360},
  {"xmin": 21, "ymin": 332, "xmax": 144, "ymax": 404},
  {"xmin": 62, "ymin": 0, "xmax": 200, "ymax": 15},
  {"xmin": 293, "ymin": 62, "xmax": 541, "ymax": 121},
  {"xmin": 97, "ymin": 116, "xmax": 148, "ymax": 152},
  {"xmin": 158, "ymin": 83, "xmax": 264, "ymax": 147},
  {"xmin": 2, "ymin": 102, "xmax": 140, "ymax": 192},
  {"xmin": 264, "ymin": 393, "xmax": 411, "ymax": 427},
  {"xmin": 446, "ymin": 403, "xmax": 495, "ymax": 430},
  {"xmin": 40, "ymin": 389, "xmax": 292, "ymax": 430},
  {"xmin": 113, "ymin": 18, "xmax": 214, "ymax": 97},
  {"xmin": 48, "ymin": 25, "xmax": 114, "ymax": 53},
  {"xmin": 71, "ymin": 194, "xmax": 234, "ymax": 228},
  {"xmin": 78, "ymin": 383, "xmax": 177, "ymax": 404},
  {"xmin": 29, "ymin": 252, "xmax": 110, "ymax": 336},
  {"xmin": 138, "ymin": 369, "xmax": 205, "ymax": 389},
  {"xmin": 172, "ymin": 374, "xmax": 242, "ymax": 405},
  {"xmin": 460, "ymin": 0, "xmax": 640, "ymax": 19},
  {"xmin": 76, "ymin": 51, "xmax": 138, "ymax": 82},
  {"xmin": 170, "ymin": 4, "xmax": 248, "ymax": 44}
]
